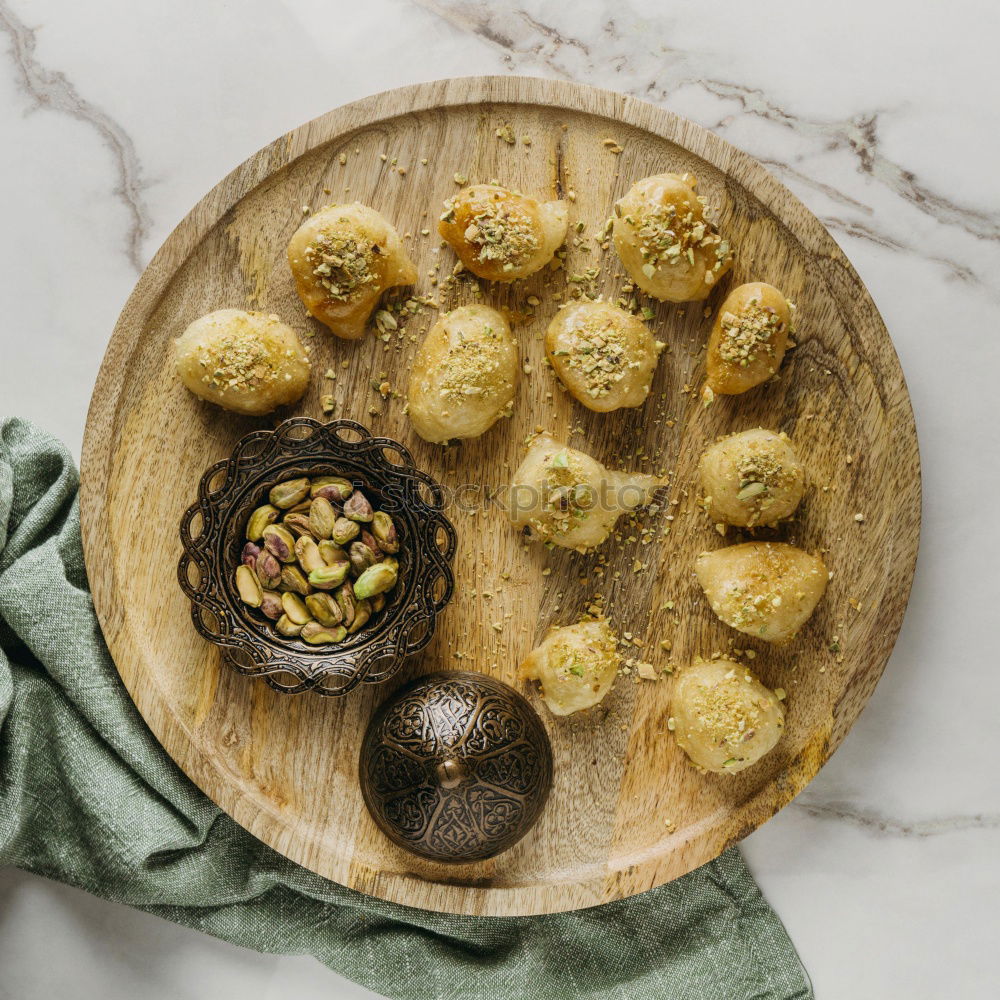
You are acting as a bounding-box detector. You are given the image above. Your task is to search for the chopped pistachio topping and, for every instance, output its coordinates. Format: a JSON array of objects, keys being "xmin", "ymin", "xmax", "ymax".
[
  {"xmin": 723, "ymin": 582, "xmax": 784, "ymax": 630},
  {"xmin": 735, "ymin": 451, "xmax": 785, "ymax": 504},
  {"xmin": 195, "ymin": 322, "xmax": 286, "ymax": 393},
  {"xmin": 550, "ymin": 620, "xmax": 618, "ymax": 682},
  {"xmin": 445, "ymin": 192, "xmax": 539, "ymax": 271},
  {"xmin": 556, "ymin": 314, "xmax": 637, "ymax": 399},
  {"xmin": 686, "ymin": 666, "xmax": 778, "ymax": 754},
  {"xmin": 718, "ymin": 299, "xmax": 784, "ymax": 366},
  {"xmin": 436, "ymin": 326, "xmax": 507, "ymax": 402},
  {"xmin": 304, "ymin": 227, "xmax": 378, "ymax": 301},
  {"xmin": 624, "ymin": 196, "xmax": 729, "ymax": 276}
]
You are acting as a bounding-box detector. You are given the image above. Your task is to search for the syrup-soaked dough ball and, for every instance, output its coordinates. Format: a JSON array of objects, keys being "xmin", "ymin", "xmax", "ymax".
[
  {"xmin": 699, "ymin": 428, "xmax": 805, "ymax": 528},
  {"xmin": 612, "ymin": 173, "xmax": 734, "ymax": 302},
  {"xmin": 545, "ymin": 300, "xmax": 664, "ymax": 412},
  {"xmin": 519, "ymin": 618, "xmax": 620, "ymax": 716},
  {"xmin": 174, "ymin": 309, "xmax": 310, "ymax": 415},
  {"xmin": 671, "ymin": 658, "xmax": 785, "ymax": 773},
  {"xmin": 287, "ymin": 202, "xmax": 416, "ymax": 339},
  {"xmin": 704, "ymin": 282, "xmax": 793, "ymax": 397},
  {"xmin": 508, "ymin": 433, "xmax": 662, "ymax": 552},
  {"xmin": 695, "ymin": 542, "xmax": 828, "ymax": 643},
  {"xmin": 438, "ymin": 184, "xmax": 568, "ymax": 281},
  {"xmin": 407, "ymin": 305, "xmax": 518, "ymax": 444}
]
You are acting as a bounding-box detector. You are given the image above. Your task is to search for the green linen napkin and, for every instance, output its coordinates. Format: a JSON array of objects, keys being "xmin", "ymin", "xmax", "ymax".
[{"xmin": 0, "ymin": 417, "xmax": 811, "ymax": 1000}]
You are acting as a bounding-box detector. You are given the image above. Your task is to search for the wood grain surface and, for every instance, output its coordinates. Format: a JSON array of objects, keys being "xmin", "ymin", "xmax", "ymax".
[{"xmin": 79, "ymin": 76, "xmax": 920, "ymax": 917}]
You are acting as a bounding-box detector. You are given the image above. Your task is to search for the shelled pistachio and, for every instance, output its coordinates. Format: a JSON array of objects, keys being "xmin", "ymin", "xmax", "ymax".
[
  {"xmin": 260, "ymin": 590, "xmax": 284, "ymax": 620},
  {"xmin": 281, "ymin": 592, "xmax": 312, "ymax": 625},
  {"xmin": 269, "ymin": 478, "xmax": 310, "ymax": 509},
  {"xmin": 343, "ymin": 491, "xmax": 374, "ymax": 523},
  {"xmin": 335, "ymin": 582, "xmax": 356, "ymax": 628},
  {"xmin": 235, "ymin": 565, "xmax": 263, "ymax": 607},
  {"xmin": 309, "ymin": 497, "xmax": 338, "ymax": 539},
  {"xmin": 332, "ymin": 516, "xmax": 361, "ymax": 545},
  {"xmin": 246, "ymin": 505, "xmax": 279, "ymax": 540},
  {"xmin": 319, "ymin": 540, "xmax": 348, "ymax": 566},
  {"xmin": 309, "ymin": 562, "xmax": 350, "ymax": 590},
  {"xmin": 295, "ymin": 536, "xmax": 325, "ymax": 574},
  {"xmin": 350, "ymin": 540, "xmax": 378, "ymax": 576},
  {"xmin": 283, "ymin": 512, "xmax": 313, "ymax": 537},
  {"xmin": 353, "ymin": 561, "xmax": 398, "ymax": 599},
  {"xmin": 311, "ymin": 477, "xmax": 353, "ymax": 502},
  {"xmin": 301, "ymin": 622, "xmax": 348, "ymax": 645},
  {"xmin": 262, "ymin": 524, "xmax": 296, "ymax": 562},
  {"xmin": 280, "ymin": 564, "xmax": 311, "ymax": 596},
  {"xmin": 349, "ymin": 599, "xmax": 372, "ymax": 634},
  {"xmin": 371, "ymin": 511, "xmax": 399, "ymax": 553},
  {"xmin": 306, "ymin": 592, "xmax": 343, "ymax": 627},
  {"xmin": 255, "ymin": 550, "xmax": 281, "ymax": 589},
  {"xmin": 275, "ymin": 614, "xmax": 303, "ymax": 637}
]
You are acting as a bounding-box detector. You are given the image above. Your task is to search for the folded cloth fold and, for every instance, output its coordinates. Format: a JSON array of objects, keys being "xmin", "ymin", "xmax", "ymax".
[{"xmin": 0, "ymin": 417, "xmax": 811, "ymax": 1000}]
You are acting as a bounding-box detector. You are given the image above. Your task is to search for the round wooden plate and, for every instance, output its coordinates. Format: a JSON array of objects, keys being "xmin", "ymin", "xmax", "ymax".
[{"xmin": 80, "ymin": 77, "xmax": 920, "ymax": 916}]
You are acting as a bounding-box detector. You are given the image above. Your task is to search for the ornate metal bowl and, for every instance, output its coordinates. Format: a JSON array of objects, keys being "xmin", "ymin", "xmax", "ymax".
[
  {"xmin": 178, "ymin": 417, "xmax": 456, "ymax": 696},
  {"xmin": 360, "ymin": 671, "xmax": 553, "ymax": 863}
]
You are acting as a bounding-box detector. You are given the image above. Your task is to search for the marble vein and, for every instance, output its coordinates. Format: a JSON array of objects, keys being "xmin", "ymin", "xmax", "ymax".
[
  {"xmin": 793, "ymin": 798, "xmax": 1000, "ymax": 838},
  {"xmin": 693, "ymin": 80, "xmax": 999, "ymax": 243},
  {"xmin": 752, "ymin": 156, "xmax": 991, "ymax": 294},
  {"xmin": 0, "ymin": 0, "xmax": 149, "ymax": 270},
  {"xmin": 414, "ymin": 0, "xmax": 999, "ymax": 246}
]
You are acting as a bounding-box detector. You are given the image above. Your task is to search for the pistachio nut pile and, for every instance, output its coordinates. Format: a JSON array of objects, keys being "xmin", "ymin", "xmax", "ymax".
[{"xmin": 234, "ymin": 474, "xmax": 401, "ymax": 644}]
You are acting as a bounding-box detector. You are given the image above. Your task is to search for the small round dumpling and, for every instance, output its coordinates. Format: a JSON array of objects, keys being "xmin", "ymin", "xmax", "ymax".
[
  {"xmin": 174, "ymin": 309, "xmax": 310, "ymax": 415},
  {"xmin": 545, "ymin": 300, "xmax": 664, "ymax": 412},
  {"xmin": 695, "ymin": 542, "xmax": 828, "ymax": 644},
  {"xmin": 705, "ymin": 282, "xmax": 792, "ymax": 396},
  {"xmin": 699, "ymin": 428, "xmax": 805, "ymax": 527},
  {"xmin": 407, "ymin": 305, "xmax": 518, "ymax": 444},
  {"xmin": 519, "ymin": 618, "xmax": 620, "ymax": 716},
  {"xmin": 508, "ymin": 434, "xmax": 662, "ymax": 552},
  {"xmin": 438, "ymin": 184, "xmax": 568, "ymax": 281},
  {"xmin": 671, "ymin": 658, "xmax": 785, "ymax": 773},
  {"xmin": 612, "ymin": 173, "xmax": 734, "ymax": 302},
  {"xmin": 287, "ymin": 202, "xmax": 416, "ymax": 339}
]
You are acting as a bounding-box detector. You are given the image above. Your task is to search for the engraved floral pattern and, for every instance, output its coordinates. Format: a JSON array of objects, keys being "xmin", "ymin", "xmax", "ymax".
[{"xmin": 360, "ymin": 672, "xmax": 552, "ymax": 862}]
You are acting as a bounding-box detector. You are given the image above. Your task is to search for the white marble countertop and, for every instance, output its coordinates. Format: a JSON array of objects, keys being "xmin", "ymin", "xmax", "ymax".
[{"xmin": 1, "ymin": 1, "xmax": 997, "ymax": 997}]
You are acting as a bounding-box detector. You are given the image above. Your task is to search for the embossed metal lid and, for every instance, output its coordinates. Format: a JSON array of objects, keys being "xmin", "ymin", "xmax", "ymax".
[{"xmin": 359, "ymin": 671, "xmax": 553, "ymax": 863}]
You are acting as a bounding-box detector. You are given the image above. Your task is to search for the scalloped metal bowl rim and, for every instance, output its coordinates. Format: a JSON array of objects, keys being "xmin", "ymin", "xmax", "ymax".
[{"xmin": 177, "ymin": 418, "xmax": 457, "ymax": 696}]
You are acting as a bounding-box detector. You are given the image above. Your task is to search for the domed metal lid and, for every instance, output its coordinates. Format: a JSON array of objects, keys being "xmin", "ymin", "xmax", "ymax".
[{"xmin": 359, "ymin": 671, "xmax": 553, "ymax": 863}]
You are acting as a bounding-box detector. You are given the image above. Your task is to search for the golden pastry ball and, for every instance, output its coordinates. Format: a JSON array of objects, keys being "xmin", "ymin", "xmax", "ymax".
[
  {"xmin": 287, "ymin": 202, "xmax": 416, "ymax": 339},
  {"xmin": 704, "ymin": 282, "xmax": 792, "ymax": 396},
  {"xmin": 695, "ymin": 542, "xmax": 828, "ymax": 643},
  {"xmin": 407, "ymin": 305, "xmax": 518, "ymax": 444},
  {"xmin": 612, "ymin": 172, "xmax": 733, "ymax": 302},
  {"xmin": 545, "ymin": 300, "xmax": 664, "ymax": 412},
  {"xmin": 174, "ymin": 309, "xmax": 310, "ymax": 415},
  {"xmin": 519, "ymin": 619, "xmax": 620, "ymax": 716},
  {"xmin": 699, "ymin": 428, "xmax": 805, "ymax": 527},
  {"xmin": 508, "ymin": 433, "xmax": 662, "ymax": 552},
  {"xmin": 439, "ymin": 184, "xmax": 568, "ymax": 282},
  {"xmin": 671, "ymin": 658, "xmax": 785, "ymax": 773}
]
